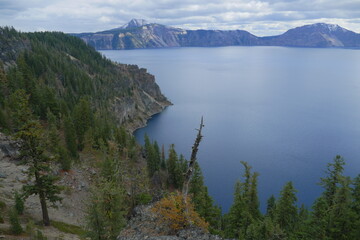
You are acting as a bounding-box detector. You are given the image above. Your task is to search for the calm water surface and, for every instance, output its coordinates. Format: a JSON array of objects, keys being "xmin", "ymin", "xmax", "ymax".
[{"xmin": 101, "ymin": 47, "xmax": 360, "ymax": 212}]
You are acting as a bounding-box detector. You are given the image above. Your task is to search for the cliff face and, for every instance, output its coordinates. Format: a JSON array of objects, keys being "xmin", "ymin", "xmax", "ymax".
[
  {"xmin": 72, "ymin": 19, "xmax": 360, "ymax": 49},
  {"xmin": 111, "ymin": 64, "xmax": 171, "ymax": 131}
]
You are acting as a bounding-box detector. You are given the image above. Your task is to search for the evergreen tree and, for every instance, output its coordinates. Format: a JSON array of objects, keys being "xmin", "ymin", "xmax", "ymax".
[
  {"xmin": 351, "ymin": 174, "xmax": 360, "ymax": 239},
  {"xmin": 248, "ymin": 172, "xmax": 261, "ymax": 220},
  {"xmin": 167, "ymin": 144, "xmax": 179, "ymax": 188},
  {"xmin": 309, "ymin": 155, "xmax": 355, "ymax": 239},
  {"xmin": 161, "ymin": 144, "xmax": 166, "ymax": 170},
  {"xmin": 309, "ymin": 197, "xmax": 329, "ymax": 239},
  {"xmin": 7, "ymin": 89, "xmax": 32, "ymax": 130},
  {"xmin": 64, "ymin": 116, "xmax": 78, "ymax": 159},
  {"xmin": 17, "ymin": 120, "xmax": 62, "ymax": 226},
  {"xmin": 266, "ymin": 195, "xmax": 276, "ymax": 219},
  {"xmin": 224, "ymin": 161, "xmax": 261, "ymax": 239},
  {"xmin": 320, "ymin": 155, "xmax": 345, "ymax": 207},
  {"xmin": 275, "ymin": 181, "xmax": 298, "ymax": 234},
  {"xmin": 329, "ymin": 176, "xmax": 355, "ymax": 240},
  {"xmin": 189, "ymin": 162, "xmax": 222, "ymax": 233},
  {"xmin": 176, "ymin": 154, "xmax": 188, "ymax": 189},
  {"xmin": 143, "ymin": 134, "xmax": 161, "ymax": 177},
  {"xmin": 86, "ymin": 181, "xmax": 126, "ymax": 240},
  {"xmin": 73, "ymin": 98, "xmax": 93, "ymax": 150},
  {"xmin": 153, "ymin": 141, "xmax": 161, "ymax": 172}
]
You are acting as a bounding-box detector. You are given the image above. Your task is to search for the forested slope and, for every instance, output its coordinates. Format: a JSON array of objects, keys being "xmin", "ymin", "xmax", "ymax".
[{"xmin": 0, "ymin": 27, "xmax": 170, "ymax": 135}]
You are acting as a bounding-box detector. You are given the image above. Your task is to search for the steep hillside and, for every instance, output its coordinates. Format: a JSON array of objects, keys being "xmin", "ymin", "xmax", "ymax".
[
  {"xmin": 0, "ymin": 27, "xmax": 170, "ymax": 132},
  {"xmin": 72, "ymin": 19, "xmax": 360, "ymax": 49}
]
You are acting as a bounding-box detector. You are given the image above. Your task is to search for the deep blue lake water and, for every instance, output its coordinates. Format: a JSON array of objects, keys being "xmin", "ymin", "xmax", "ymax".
[{"xmin": 101, "ymin": 47, "xmax": 360, "ymax": 212}]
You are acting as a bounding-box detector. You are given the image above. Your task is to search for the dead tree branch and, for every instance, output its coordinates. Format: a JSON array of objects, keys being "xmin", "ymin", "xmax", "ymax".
[{"xmin": 182, "ymin": 117, "xmax": 204, "ymax": 199}]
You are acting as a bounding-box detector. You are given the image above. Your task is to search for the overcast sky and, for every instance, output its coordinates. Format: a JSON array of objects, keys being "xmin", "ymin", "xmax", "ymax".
[{"xmin": 0, "ymin": 0, "xmax": 359, "ymax": 36}]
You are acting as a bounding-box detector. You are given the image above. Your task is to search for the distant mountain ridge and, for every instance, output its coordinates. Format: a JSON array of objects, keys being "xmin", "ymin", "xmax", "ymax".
[{"xmin": 72, "ymin": 19, "xmax": 360, "ymax": 49}]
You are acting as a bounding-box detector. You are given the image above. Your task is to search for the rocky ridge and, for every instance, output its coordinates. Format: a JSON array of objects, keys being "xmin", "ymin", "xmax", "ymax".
[
  {"xmin": 117, "ymin": 204, "xmax": 228, "ymax": 240},
  {"xmin": 72, "ymin": 19, "xmax": 360, "ymax": 49}
]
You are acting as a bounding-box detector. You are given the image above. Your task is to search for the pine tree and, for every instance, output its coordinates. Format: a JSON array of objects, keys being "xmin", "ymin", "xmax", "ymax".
[
  {"xmin": 189, "ymin": 162, "xmax": 222, "ymax": 233},
  {"xmin": 167, "ymin": 144, "xmax": 179, "ymax": 188},
  {"xmin": 86, "ymin": 181, "xmax": 126, "ymax": 240},
  {"xmin": 143, "ymin": 135, "xmax": 161, "ymax": 177},
  {"xmin": 248, "ymin": 172, "xmax": 261, "ymax": 220},
  {"xmin": 309, "ymin": 155, "xmax": 355, "ymax": 239},
  {"xmin": 17, "ymin": 120, "xmax": 62, "ymax": 226},
  {"xmin": 309, "ymin": 197, "xmax": 329, "ymax": 239},
  {"xmin": 161, "ymin": 144, "xmax": 166, "ymax": 170},
  {"xmin": 266, "ymin": 195, "xmax": 276, "ymax": 219},
  {"xmin": 320, "ymin": 155, "xmax": 345, "ymax": 207},
  {"xmin": 351, "ymin": 174, "xmax": 360, "ymax": 239},
  {"xmin": 329, "ymin": 176, "xmax": 355, "ymax": 240},
  {"xmin": 87, "ymin": 146, "xmax": 127, "ymax": 240},
  {"xmin": 64, "ymin": 116, "xmax": 78, "ymax": 159},
  {"xmin": 153, "ymin": 141, "xmax": 161, "ymax": 172},
  {"xmin": 7, "ymin": 89, "xmax": 32, "ymax": 130},
  {"xmin": 224, "ymin": 161, "xmax": 261, "ymax": 239},
  {"xmin": 73, "ymin": 98, "xmax": 93, "ymax": 150},
  {"xmin": 275, "ymin": 181, "xmax": 298, "ymax": 234}
]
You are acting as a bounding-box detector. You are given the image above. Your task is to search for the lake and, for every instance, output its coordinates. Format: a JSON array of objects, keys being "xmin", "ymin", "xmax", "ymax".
[{"xmin": 101, "ymin": 46, "xmax": 360, "ymax": 212}]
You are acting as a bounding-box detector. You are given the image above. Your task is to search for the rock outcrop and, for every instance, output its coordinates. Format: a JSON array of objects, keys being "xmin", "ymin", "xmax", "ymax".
[
  {"xmin": 0, "ymin": 133, "xmax": 20, "ymax": 161},
  {"xmin": 111, "ymin": 64, "xmax": 171, "ymax": 131},
  {"xmin": 72, "ymin": 20, "xmax": 360, "ymax": 49},
  {"xmin": 117, "ymin": 204, "xmax": 227, "ymax": 240}
]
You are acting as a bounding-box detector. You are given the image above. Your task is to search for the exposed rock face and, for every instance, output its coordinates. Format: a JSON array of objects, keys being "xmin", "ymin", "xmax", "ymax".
[
  {"xmin": 72, "ymin": 20, "xmax": 360, "ymax": 49},
  {"xmin": 117, "ymin": 204, "xmax": 227, "ymax": 240},
  {"xmin": 0, "ymin": 132, "xmax": 20, "ymax": 160},
  {"xmin": 112, "ymin": 64, "xmax": 171, "ymax": 131}
]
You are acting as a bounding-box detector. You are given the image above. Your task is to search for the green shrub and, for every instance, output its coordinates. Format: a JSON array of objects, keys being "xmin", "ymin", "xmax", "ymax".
[
  {"xmin": 9, "ymin": 208, "xmax": 23, "ymax": 235},
  {"xmin": 58, "ymin": 146, "xmax": 72, "ymax": 171},
  {"xmin": 51, "ymin": 220, "xmax": 86, "ymax": 237},
  {"xmin": 136, "ymin": 193, "xmax": 152, "ymax": 205},
  {"xmin": 0, "ymin": 200, "xmax": 5, "ymax": 223},
  {"xmin": 35, "ymin": 229, "xmax": 47, "ymax": 240},
  {"xmin": 0, "ymin": 200, "xmax": 6, "ymax": 209},
  {"xmin": 14, "ymin": 191, "xmax": 24, "ymax": 215}
]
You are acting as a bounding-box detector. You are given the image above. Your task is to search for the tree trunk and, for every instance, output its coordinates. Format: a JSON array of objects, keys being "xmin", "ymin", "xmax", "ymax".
[
  {"xmin": 182, "ymin": 117, "xmax": 204, "ymax": 200},
  {"xmin": 39, "ymin": 191, "xmax": 50, "ymax": 226},
  {"xmin": 35, "ymin": 166, "xmax": 50, "ymax": 226}
]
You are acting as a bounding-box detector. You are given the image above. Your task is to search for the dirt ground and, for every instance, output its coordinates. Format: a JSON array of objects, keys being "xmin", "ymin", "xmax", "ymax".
[{"xmin": 0, "ymin": 142, "xmax": 95, "ymax": 239}]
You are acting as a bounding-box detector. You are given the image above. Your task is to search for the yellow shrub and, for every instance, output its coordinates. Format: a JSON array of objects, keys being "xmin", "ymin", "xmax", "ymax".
[{"xmin": 151, "ymin": 192, "xmax": 209, "ymax": 232}]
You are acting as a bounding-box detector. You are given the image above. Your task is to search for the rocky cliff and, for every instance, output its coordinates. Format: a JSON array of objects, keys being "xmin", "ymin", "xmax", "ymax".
[
  {"xmin": 112, "ymin": 64, "xmax": 171, "ymax": 131},
  {"xmin": 72, "ymin": 19, "xmax": 360, "ymax": 49},
  {"xmin": 117, "ymin": 204, "xmax": 227, "ymax": 240}
]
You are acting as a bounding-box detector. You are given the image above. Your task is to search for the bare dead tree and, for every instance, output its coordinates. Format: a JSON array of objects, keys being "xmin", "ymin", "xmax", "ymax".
[{"xmin": 182, "ymin": 117, "xmax": 204, "ymax": 200}]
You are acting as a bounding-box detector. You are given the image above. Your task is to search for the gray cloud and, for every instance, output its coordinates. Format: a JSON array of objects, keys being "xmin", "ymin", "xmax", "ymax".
[{"xmin": 0, "ymin": 0, "xmax": 359, "ymax": 36}]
